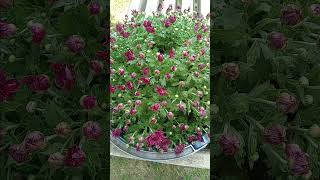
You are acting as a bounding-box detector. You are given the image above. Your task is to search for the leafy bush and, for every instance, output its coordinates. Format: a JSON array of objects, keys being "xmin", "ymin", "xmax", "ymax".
[
  {"xmin": 110, "ymin": 8, "xmax": 210, "ymax": 154},
  {"xmin": 213, "ymin": 0, "xmax": 320, "ymax": 179},
  {"xmin": 0, "ymin": 0, "xmax": 107, "ymax": 179}
]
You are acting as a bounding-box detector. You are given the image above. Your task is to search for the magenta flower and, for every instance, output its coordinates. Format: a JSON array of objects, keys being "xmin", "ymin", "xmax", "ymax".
[
  {"xmin": 131, "ymin": 72, "xmax": 137, "ymax": 78},
  {"xmin": 141, "ymin": 77, "xmax": 150, "ymax": 85},
  {"xmin": 66, "ymin": 35, "xmax": 85, "ymax": 54},
  {"xmin": 174, "ymin": 144, "xmax": 186, "ymax": 154},
  {"xmin": 80, "ymin": 95, "xmax": 97, "ymax": 109},
  {"xmin": 187, "ymin": 135, "xmax": 197, "ymax": 143},
  {"xmin": 64, "ymin": 145, "xmax": 86, "ymax": 167},
  {"xmin": 51, "ymin": 63, "xmax": 76, "ymax": 90},
  {"xmin": 90, "ymin": 60, "xmax": 104, "ymax": 75},
  {"xmin": 110, "ymin": 85, "xmax": 116, "ymax": 93},
  {"xmin": 150, "ymin": 103, "xmax": 161, "ymax": 112},
  {"xmin": 223, "ymin": 63, "xmax": 240, "ymax": 80},
  {"xmin": 135, "ymin": 100, "xmax": 142, "ymax": 106},
  {"xmin": 88, "ymin": 1, "xmax": 102, "ymax": 15},
  {"xmin": 277, "ymin": 92, "xmax": 299, "ymax": 114},
  {"xmin": 30, "ymin": 23, "xmax": 46, "ymax": 43},
  {"xmin": 156, "ymin": 86, "xmax": 167, "ymax": 96},
  {"xmin": 157, "ymin": 53, "xmax": 164, "ymax": 62},
  {"xmin": 143, "ymin": 20, "xmax": 152, "ymax": 28},
  {"xmin": 285, "ymin": 144, "xmax": 310, "ymax": 176},
  {"xmin": 23, "ymin": 131, "xmax": 46, "ymax": 152},
  {"xmin": 165, "ymin": 73, "xmax": 171, "ymax": 79},
  {"xmin": 169, "ymin": 15, "xmax": 176, "ymax": 23},
  {"xmin": 179, "ymin": 124, "xmax": 189, "ymax": 132},
  {"xmin": 126, "ymin": 81, "xmax": 134, "ymax": 90},
  {"xmin": 268, "ymin": 32, "xmax": 287, "ymax": 50},
  {"xmin": 167, "ymin": 112, "xmax": 174, "ymax": 120},
  {"xmin": 164, "ymin": 19, "xmax": 172, "ymax": 27},
  {"xmin": 177, "ymin": 102, "xmax": 186, "ymax": 112},
  {"xmin": 22, "ymin": 74, "xmax": 50, "ymax": 93},
  {"xmin": 112, "ymin": 128, "xmax": 122, "ymax": 138},
  {"xmin": 130, "ymin": 108, "xmax": 137, "ymax": 116},
  {"xmin": 0, "ymin": 71, "xmax": 20, "ymax": 102},
  {"xmin": 169, "ymin": 48, "xmax": 175, "ymax": 58},
  {"xmin": 119, "ymin": 68, "xmax": 125, "ymax": 75},
  {"xmin": 145, "ymin": 130, "xmax": 171, "ymax": 152},
  {"xmin": 143, "ymin": 68, "xmax": 150, "ymax": 76},
  {"xmin": 218, "ymin": 133, "xmax": 240, "ymax": 156},
  {"xmin": 281, "ymin": 5, "xmax": 303, "ymax": 26},
  {"xmin": 55, "ymin": 122, "xmax": 72, "ymax": 138},
  {"xmin": 9, "ymin": 144, "xmax": 32, "ymax": 164},
  {"xmin": 83, "ymin": 121, "xmax": 102, "ymax": 140},
  {"xmin": 0, "ymin": 20, "xmax": 16, "ymax": 39},
  {"xmin": 125, "ymin": 49, "xmax": 135, "ymax": 61},
  {"xmin": 264, "ymin": 124, "xmax": 286, "ymax": 145}
]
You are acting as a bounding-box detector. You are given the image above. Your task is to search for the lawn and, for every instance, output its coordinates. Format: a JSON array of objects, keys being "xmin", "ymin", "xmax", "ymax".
[{"xmin": 110, "ymin": 156, "xmax": 210, "ymax": 180}]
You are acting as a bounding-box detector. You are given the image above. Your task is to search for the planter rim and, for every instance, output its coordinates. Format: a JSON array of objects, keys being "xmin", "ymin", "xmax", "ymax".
[{"xmin": 110, "ymin": 132, "xmax": 210, "ymax": 161}]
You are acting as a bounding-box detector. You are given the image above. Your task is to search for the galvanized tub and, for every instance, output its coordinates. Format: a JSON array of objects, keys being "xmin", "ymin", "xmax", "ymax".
[{"xmin": 110, "ymin": 132, "xmax": 210, "ymax": 161}]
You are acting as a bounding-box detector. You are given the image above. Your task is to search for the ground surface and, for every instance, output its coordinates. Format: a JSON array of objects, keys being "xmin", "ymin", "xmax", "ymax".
[{"xmin": 110, "ymin": 156, "xmax": 210, "ymax": 180}]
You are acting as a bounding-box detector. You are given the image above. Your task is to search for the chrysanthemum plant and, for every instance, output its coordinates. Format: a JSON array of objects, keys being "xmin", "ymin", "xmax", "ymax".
[
  {"xmin": 213, "ymin": 0, "xmax": 320, "ymax": 179},
  {"xmin": 1, "ymin": 0, "xmax": 108, "ymax": 179},
  {"xmin": 110, "ymin": 6, "xmax": 210, "ymax": 154}
]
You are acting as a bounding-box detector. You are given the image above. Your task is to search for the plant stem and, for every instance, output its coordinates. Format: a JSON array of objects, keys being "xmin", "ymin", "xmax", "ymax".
[
  {"xmin": 46, "ymin": 134, "xmax": 57, "ymax": 141},
  {"xmin": 292, "ymin": 40, "xmax": 317, "ymax": 46},
  {"xmin": 249, "ymin": 98, "xmax": 276, "ymax": 107},
  {"xmin": 303, "ymin": 134, "xmax": 318, "ymax": 149},
  {"xmin": 306, "ymin": 86, "xmax": 320, "ymax": 90},
  {"xmin": 246, "ymin": 115, "xmax": 265, "ymax": 131}
]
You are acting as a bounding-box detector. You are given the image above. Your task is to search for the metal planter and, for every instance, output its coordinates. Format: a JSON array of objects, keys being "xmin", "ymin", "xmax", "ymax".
[{"xmin": 110, "ymin": 133, "xmax": 210, "ymax": 161}]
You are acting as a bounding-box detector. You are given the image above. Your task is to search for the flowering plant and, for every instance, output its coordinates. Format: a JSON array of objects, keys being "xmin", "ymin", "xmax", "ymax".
[
  {"xmin": 110, "ymin": 7, "xmax": 210, "ymax": 155},
  {"xmin": 1, "ymin": 0, "xmax": 107, "ymax": 179},
  {"xmin": 213, "ymin": 0, "xmax": 320, "ymax": 178}
]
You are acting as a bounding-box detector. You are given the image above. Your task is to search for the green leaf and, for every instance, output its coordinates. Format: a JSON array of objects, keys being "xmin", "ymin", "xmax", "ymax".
[{"xmin": 247, "ymin": 41, "xmax": 261, "ymax": 66}]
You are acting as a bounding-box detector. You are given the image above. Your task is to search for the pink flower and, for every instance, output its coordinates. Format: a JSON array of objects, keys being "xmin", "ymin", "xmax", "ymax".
[
  {"xmin": 199, "ymin": 107, "xmax": 207, "ymax": 118},
  {"xmin": 169, "ymin": 48, "xmax": 175, "ymax": 58},
  {"xmin": 171, "ymin": 66, "xmax": 177, "ymax": 71},
  {"xmin": 156, "ymin": 86, "xmax": 167, "ymax": 96},
  {"xmin": 141, "ymin": 77, "xmax": 150, "ymax": 85},
  {"xmin": 119, "ymin": 68, "xmax": 125, "ymax": 75},
  {"xmin": 110, "ymin": 85, "xmax": 116, "ymax": 93},
  {"xmin": 64, "ymin": 145, "xmax": 86, "ymax": 167},
  {"xmin": 169, "ymin": 15, "xmax": 176, "ymax": 23},
  {"xmin": 117, "ymin": 103, "xmax": 124, "ymax": 110},
  {"xmin": 131, "ymin": 72, "xmax": 137, "ymax": 78},
  {"xmin": 126, "ymin": 81, "xmax": 134, "ymax": 90},
  {"xmin": 145, "ymin": 130, "xmax": 171, "ymax": 152},
  {"xmin": 23, "ymin": 131, "xmax": 46, "ymax": 152},
  {"xmin": 89, "ymin": 60, "xmax": 104, "ymax": 75},
  {"xmin": 189, "ymin": 55, "xmax": 196, "ymax": 62},
  {"xmin": 135, "ymin": 91, "xmax": 141, "ymax": 96},
  {"xmin": 66, "ymin": 35, "xmax": 85, "ymax": 54},
  {"xmin": 177, "ymin": 102, "xmax": 186, "ymax": 112},
  {"xmin": 30, "ymin": 23, "xmax": 46, "ymax": 43},
  {"xmin": 151, "ymin": 117, "xmax": 157, "ymax": 124},
  {"xmin": 88, "ymin": 1, "xmax": 102, "ymax": 15},
  {"xmin": 118, "ymin": 85, "xmax": 126, "ymax": 91},
  {"xmin": 157, "ymin": 53, "xmax": 164, "ymax": 62},
  {"xmin": 125, "ymin": 50, "xmax": 135, "ymax": 61},
  {"xmin": 130, "ymin": 108, "xmax": 137, "ymax": 116},
  {"xmin": 112, "ymin": 128, "xmax": 122, "ymax": 138},
  {"xmin": 187, "ymin": 135, "xmax": 197, "ymax": 143},
  {"xmin": 139, "ymin": 52, "xmax": 145, "ymax": 59},
  {"xmin": 143, "ymin": 20, "xmax": 152, "ymax": 27},
  {"xmin": 164, "ymin": 19, "xmax": 172, "ymax": 27},
  {"xmin": 197, "ymin": 34, "xmax": 202, "ymax": 41},
  {"xmin": 154, "ymin": 69, "xmax": 160, "ymax": 75},
  {"xmin": 120, "ymin": 31, "xmax": 130, "ymax": 38},
  {"xmin": 55, "ymin": 122, "xmax": 72, "ymax": 138},
  {"xmin": 182, "ymin": 50, "xmax": 189, "ymax": 57},
  {"xmin": 179, "ymin": 124, "xmax": 189, "ymax": 132},
  {"xmin": 51, "ymin": 63, "xmax": 76, "ymax": 90},
  {"xmin": 161, "ymin": 100, "xmax": 168, "ymax": 107},
  {"xmin": 9, "ymin": 144, "xmax": 32, "ymax": 164},
  {"xmin": 219, "ymin": 133, "xmax": 240, "ymax": 156},
  {"xmin": 22, "ymin": 74, "xmax": 50, "ymax": 93},
  {"xmin": 174, "ymin": 144, "xmax": 186, "ymax": 154},
  {"xmin": 0, "ymin": 20, "xmax": 16, "ymax": 39},
  {"xmin": 167, "ymin": 112, "xmax": 174, "ymax": 120},
  {"xmin": 143, "ymin": 68, "xmax": 150, "ymax": 76},
  {"xmin": 83, "ymin": 121, "xmax": 102, "ymax": 140},
  {"xmin": 200, "ymin": 48, "xmax": 206, "ymax": 55},
  {"xmin": 0, "ymin": 76, "xmax": 20, "ymax": 102},
  {"xmin": 194, "ymin": 71, "xmax": 200, "ymax": 77},
  {"xmin": 198, "ymin": 63, "xmax": 206, "ymax": 70},
  {"xmin": 150, "ymin": 103, "xmax": 161, "ymax": 112},
  {"xmin": 135, "ymin": 100, "xmax": 142, "ymax": 106},
  {"xmin": 80, "ymin": 95, "xmax": 97, "ymax": 109},
  {"xmin": 135, "ymin": 143, "xmax": 142, "ymax": 151},
  {"xmin": 165, "ymin": 73, "xmax": 171, "ymax": 79}
]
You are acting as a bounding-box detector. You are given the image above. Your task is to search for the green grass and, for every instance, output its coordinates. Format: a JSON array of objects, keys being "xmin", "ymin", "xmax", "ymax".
[{"xmin": 110, "ymin": 156, "xmax": 210, "ymax": 180}]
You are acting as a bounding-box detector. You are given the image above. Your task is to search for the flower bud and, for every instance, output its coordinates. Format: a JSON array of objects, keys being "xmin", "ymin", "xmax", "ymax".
[
  {"xmin": 299, "ymin": 76, "xmax": 309, "ymax": 86},
  {"xmin": 88, "ymin": 1, "xmax": 102, "ymax": 15},
  {"xmin": 309, "ymin": 124, "xmax": 320, "ymax": 138},
  {"xmin": 9, "ymin": 144, "xmax": 32, "ymax": 164},
  {"xmin": 119, "ymin": 68, "xmax": 125, "ymax": 75},
  {"xmin": 83, "ymin": 121, "xmax": 102, "ymax": 140},
  {"xmin": 310, "ymin": 4, "xmax": 320, "ymax": 16},
  {"xmin": 218, "ymin": 133, "xmax": 240, "ymax": 156},
  {"xmin": 268, "ymin": 32, "xmax": 287, "ymax": 50},
  {"xmin": 0, "ymin": 20, "xmax": 16, "ymax": 39},
  {"xmin": 80, "ymin": 95, "xmax": 97, "ymax": 109},
  {"xmin": 264, "ymin": 124, "xmax": 286, "ymax": 145},
  {"xmin": 48, "ymin": 152, "xmax": 64, "ymax": 169},
  {"xmin": 167, "ymin": 112, "xmax": 174, "ymax": 120},
  {"xmin": 304, "ymin": 95, "xmax": 313, "ymax": 105},
  {"xmin": 135, "ymin": 91, "xmax": 141, "ymax": 96},
  {"xmin": 26, "ymin": 101, "xmax": 37, "ymax": 113},
  {"xmin": 151, "ymin": 117, "xmax": 157, "ymax": 124},
  {"xmin": 277, "ymin": 92, "xmax": 299, "ymax": 114},
  {"xmin": 223, "ymin": 63, "xmax": 240, "ymax": 80},
  {"xmin": 8, "ymin": 55, "xmax": 15, "ymax": 62},
  {"xmin": 55, "ymin": 122, "xmax": 72, "ymax": 138},
  {"xmin": 23, "ymin": 131, "xmax": 46, "ymax": 152},
  {"xmin": 66, "ymin": 35, "xmax": 85, "ymax": 54},
  {"xmin": 281, "ymin": 5, "xmax": 304, "ymax": 26},
  {"xmin": 154, "ymin": 69, "xmax": 160, "ymax": 75},
  {"xmin": 64, "ymin": 145, "xmax": 86, "ymax": 167},
  {"xmin": 90, "ymin": 60, "xmax": 104, "ymax": 75},
  {"xmin": 135, "ymin": 100, "xmax": 142, "ymax": 106},
  {"xmin": 30, "ymin": 23, "xmax": 46, "ymax": 43},
  {"xmin": 157, "ymin": 53, "xmax": 164, "ymax": 62},
  {"xmin": 130, "ymin": 108, "xmax": 137, "ymax": 116}
]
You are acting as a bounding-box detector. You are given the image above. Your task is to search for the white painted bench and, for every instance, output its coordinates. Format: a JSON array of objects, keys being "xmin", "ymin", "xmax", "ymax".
[{"xmin": 111, "ymin": 0, "xmax": 210, "ymax": 169}]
